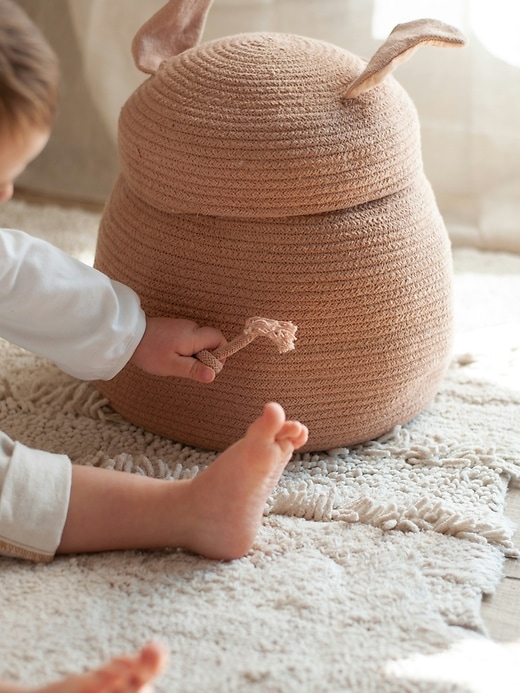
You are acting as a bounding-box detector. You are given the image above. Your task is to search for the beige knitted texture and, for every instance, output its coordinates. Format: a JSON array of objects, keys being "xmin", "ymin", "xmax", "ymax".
[
  {"xmin": 117, "ymin": 33, "xmax": 422, "ymax": 218},
  {"xmin": 95, "ymin": 31, "xmax": 452, "ymax": 452}
]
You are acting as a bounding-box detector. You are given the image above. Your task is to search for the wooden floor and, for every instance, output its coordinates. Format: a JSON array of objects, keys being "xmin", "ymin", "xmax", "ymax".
[{"xmin": 481, "ymin": 484, "xmax": 520, "ymax": 641}]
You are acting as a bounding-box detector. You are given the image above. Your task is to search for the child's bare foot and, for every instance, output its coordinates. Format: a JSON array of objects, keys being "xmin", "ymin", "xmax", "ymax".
[
  {"xmin": 57, "ymin": 404, "xmax": 307, "ymax": 558},
  {"xmin": 178, "ymin": 402, "xmax": 308, "ymax": 560},
  {"xmin": 0, "ymin": 642, "xmax": 167, "ymax": 693}
]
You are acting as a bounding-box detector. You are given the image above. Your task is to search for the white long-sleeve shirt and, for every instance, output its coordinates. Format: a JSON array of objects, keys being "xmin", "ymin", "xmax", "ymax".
[
  {"xmin": 0, "ymin": 227, "xmax": 147, "ymax": 562},
  {"xmin": 0, "ymin": 227, "xmax": 146, "ymax": 380}
]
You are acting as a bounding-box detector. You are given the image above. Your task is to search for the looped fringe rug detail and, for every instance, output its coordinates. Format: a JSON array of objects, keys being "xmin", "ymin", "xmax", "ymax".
[{"xmin": 0, "ymin": 200, "xmax": 519, "ymax": 692}]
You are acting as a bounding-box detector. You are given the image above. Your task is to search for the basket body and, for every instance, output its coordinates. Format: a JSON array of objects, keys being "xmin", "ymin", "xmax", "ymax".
[{"xmin": 94, "ymin": 33, "xmax": 452, "ymax": 452}]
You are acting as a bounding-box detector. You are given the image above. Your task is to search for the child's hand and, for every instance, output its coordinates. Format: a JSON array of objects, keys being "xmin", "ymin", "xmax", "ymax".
[{"xmin": 130, "ymin": 317, "xmax": 227, "ymax": 383}]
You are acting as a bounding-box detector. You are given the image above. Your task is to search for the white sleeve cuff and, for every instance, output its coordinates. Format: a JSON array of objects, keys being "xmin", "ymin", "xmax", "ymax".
[{"xmin": 0, "ymin": 435, "xmax": 72, "ymax": 562}]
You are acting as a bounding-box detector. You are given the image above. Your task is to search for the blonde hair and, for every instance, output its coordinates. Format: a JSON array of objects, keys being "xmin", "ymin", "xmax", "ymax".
[{"xmin": 0, "ymin": 0, "xmax": 59, "ymax": 135}]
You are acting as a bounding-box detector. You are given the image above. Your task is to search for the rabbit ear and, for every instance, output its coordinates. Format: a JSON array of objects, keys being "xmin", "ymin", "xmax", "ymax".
[
  {"xmin": 342, "ymin": 18, "xmax": 466, "ymax": 100},
  {"xmin": 132, "ymin": 0, "xmax": 213, "ymax": 75}
]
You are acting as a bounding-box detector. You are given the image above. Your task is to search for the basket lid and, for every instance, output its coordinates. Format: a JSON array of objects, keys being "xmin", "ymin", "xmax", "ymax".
[{"xmin": 119, "ymin": 31, "xmax": 421, "ymax": 218}]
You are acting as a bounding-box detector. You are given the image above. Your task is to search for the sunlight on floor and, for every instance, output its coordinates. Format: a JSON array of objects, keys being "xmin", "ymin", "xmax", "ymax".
[
  {"xmin": 452, "ymin": 249, "xmax": 520, "ymax": 392},
  {"xmin": 386, "ymin": 636, "xmax": 520, "ymax": 692},
  {"xmin": 453, "ymin": 322, "xmax": 520, "ymax": 391}
]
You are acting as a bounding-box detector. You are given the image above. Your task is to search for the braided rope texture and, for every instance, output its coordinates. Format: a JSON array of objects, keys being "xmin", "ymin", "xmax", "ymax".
[{"xmin": 94, "ymin": 32, "xmax": 452, "ymax": 453}]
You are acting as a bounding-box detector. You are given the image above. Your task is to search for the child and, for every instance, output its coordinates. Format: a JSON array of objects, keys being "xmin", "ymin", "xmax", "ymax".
[
  {"xmin": 0, "ymin": 1, "xmax": 308, "ymax": 690},
  {"xmin": 0, "ymin": 642, "xmax": 168, "ymax": 693}
]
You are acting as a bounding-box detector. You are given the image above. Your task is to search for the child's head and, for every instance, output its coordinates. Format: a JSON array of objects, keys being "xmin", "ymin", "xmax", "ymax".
[{"xmin": 0, "ymin": 0, "xmax": 59, "ymax": 202}]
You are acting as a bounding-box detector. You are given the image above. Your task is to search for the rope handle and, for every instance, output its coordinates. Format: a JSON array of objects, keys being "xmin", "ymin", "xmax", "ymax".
[{"xmin": 196, "ymin": 316, "xmax": 297, "ymax": 375}]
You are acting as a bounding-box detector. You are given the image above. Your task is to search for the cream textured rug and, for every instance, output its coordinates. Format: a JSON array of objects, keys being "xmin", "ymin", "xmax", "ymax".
[{"xmin": 0, "ymin": 199, "xmax": 519, "ymax": 692}]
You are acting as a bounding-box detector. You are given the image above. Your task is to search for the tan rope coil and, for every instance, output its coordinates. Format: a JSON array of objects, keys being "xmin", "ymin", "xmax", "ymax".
[
  {"xmin": 93, "ymin": 19, "xmax": 462, "ymax": 452},
  {"xmin": 196, "ymin": 317, "xmax": 297, "ymax": 374}
]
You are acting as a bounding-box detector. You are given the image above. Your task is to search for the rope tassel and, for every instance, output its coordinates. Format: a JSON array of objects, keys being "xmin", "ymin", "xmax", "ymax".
[{"xmin": 196, "ymin": 317, "xmax": 297, "ymax": 375}]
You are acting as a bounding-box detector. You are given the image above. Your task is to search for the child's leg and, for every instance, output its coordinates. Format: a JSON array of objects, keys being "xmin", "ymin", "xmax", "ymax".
[
  {"xmin": 58, "ymin": 403, "xmax": 308, "ymax": 560},
  {"xmin": 0, "ymin": 641, "xmax": 167, "ymax": 693}
]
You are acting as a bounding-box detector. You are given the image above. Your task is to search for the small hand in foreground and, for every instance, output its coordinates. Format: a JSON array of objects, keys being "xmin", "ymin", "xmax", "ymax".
[{"xmin": 130, "ymin": 317, "xmax": 226, "ymax": 383}]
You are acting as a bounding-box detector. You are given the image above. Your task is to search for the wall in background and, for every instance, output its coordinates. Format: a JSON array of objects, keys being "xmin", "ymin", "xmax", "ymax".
[{"xmin": 14, "ymin": 0, "xmax": 520, "ymax": 252}]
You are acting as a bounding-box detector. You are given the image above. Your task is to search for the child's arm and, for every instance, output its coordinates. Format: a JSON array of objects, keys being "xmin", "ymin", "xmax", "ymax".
[{"xmin": 0, "ymin": 228, "xmax": 225, "ymax": 383}]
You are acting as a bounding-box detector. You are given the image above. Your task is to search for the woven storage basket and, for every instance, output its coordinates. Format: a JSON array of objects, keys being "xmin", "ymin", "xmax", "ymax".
[{"xmin": 94, "ymin": 12, "xmax": 465, "ymax": 452}]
